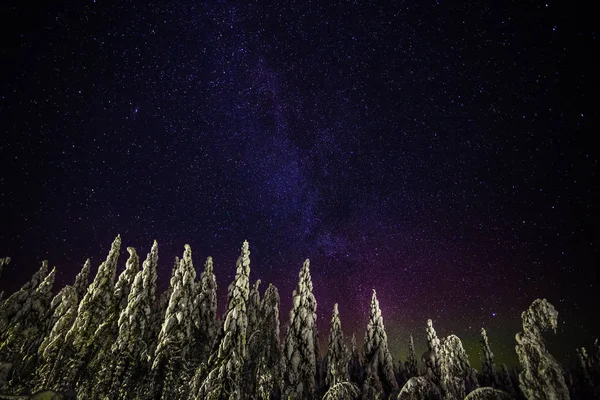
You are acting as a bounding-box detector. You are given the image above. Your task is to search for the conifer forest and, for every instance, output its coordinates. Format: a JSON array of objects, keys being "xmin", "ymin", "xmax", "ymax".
[{"xmin": 0, "ymin": 238, "xmax": 598, "ymax": 399}]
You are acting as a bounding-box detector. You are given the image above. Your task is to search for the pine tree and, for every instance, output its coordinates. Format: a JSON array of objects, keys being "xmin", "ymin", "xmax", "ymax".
[
  {"xmin": 0, "ymin": 260, "xmax": 49, "ymax": 334},
  {"xmin": 480, "ymin": 328, "xmax": 499, "ymax": 388},
  {"xmin": 52, "ymin": 234, "xmax": 121, "ymax": 391},
  {"xmin": 139, "ymin": 241, "xmax": 159, "ymax": 363},
  {"xmin": 79, "ymin": 246, "xmax": 140, "ymax": 399},
  {"xmin": 0, "ymin": 266, "xmax": 56, "ymax": 390},
  {"xmin": 194, "ymin": 240, "xmax": 251, "ymax": 400},
  {"xmin": 35, "ymin": 285, "xmax": 78, "ymax": 391},
  {"xmin": 145, "ymin": 255, "xmax": 178, "ymax": 365},
  {"xmin": 247, "ymin": 279, "xmax": 262, "ymax": 339},
  {"xmin": 326, "ymin": 303, "xmax": 349, "ymax": 387},
  {"xmin": 498, "ymin": 363, "xmax": 516, "ymax": 397},
  {"xmin": 422, "ymin": 319, "xmax": 442, "ymax": 383},
  {"xmin": 348, "ymin": 333, "xmax": 364, "ymax": 386},
  {"xmin": 73, "ymin": 258, "xmax": 91, "ymax": 302},
  {"xmin": 515, "ymin": 298, "xmax": 569, "ymax": 400},
  {"xmin": 283, "ymin": 259, "xmax": 319, "ymax": 400},
  {"xmin": 362, "ymin": 290, "xmax": 398, "ymax": 399},
  {"xmin": 191, "ymin": 256, "xmax": 218, "ymax": 366},
  {"xmin": 241, "ymin": 283, "xmax": 285, "ymax": 399},
  {"xmin": 405, "ymin": 335, "xmax": 418, "ymax": 379},
  {"xmin": 439, "ymin": 334, "xmax": 478, "ymax": 399},
  {"xmin": 149, "ymin": 244, "xmax": 196, "ymax": 400}
]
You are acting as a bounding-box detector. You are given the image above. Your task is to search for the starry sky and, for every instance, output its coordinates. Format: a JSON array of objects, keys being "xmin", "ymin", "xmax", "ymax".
[{"xmin": 0, "ymin": 1, "xmax": 597, "ymax": 369}]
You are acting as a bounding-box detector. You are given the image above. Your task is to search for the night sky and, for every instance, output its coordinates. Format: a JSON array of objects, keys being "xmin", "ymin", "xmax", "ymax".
[{"xmin": 1, "ymin": 1, "xmax": 597, "ymax": 369}]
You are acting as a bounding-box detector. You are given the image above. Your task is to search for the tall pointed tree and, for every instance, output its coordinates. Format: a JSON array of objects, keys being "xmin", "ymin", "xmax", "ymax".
[
  {"xmin": 422, "ymin": 319, "xmax": 442, "ymax": 383},
  {"xmin": 405, "ymin": 335, "xmax": 418, "ymax": 378},
  {"xmin": 348, "ymin": 333, "xmax": 364, "ymax": 386},
  {"xmin": 0, "ymin": 266, "xmax": 56, "ymax": 390},
  {"xmin": 53, "ymin": 234, "xmax": 121, "ymax": 391},
  {"xmin": 35, "ymin": 285, "xmax": 78, "ymax": 391},
  {"xmin": 480, "ymin": 328, "xmax": 499, "ymax": 388},
  {"xmin": 194, "ymin": 240, "xmax": 251, "ymax": 400},
  {"xmin": 326, "ymin": 303, "xmax": 349, "ymax": 387},
  {"xmin": 0, "ymin": 260, "xmax": 49, "ymax": 333},
  {"xmin": 191, "ymin": 256, "xmax": 218, "ymax": 366},
  {"xmin": 362, "ymin": 289, "xmax": 398, "ymax": 398},
  {"xmin": 149, "ymin": 244, "xmax": 196, "ymax": 400},
  {"xmin": 283, "ymin": 259, "xmax": 319, "ymax": 400}
]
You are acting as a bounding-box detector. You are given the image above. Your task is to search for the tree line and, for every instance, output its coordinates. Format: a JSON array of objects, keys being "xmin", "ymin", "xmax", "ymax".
[{"xmin": 0, "ymin": 236, "xmax": 598, "ymax": 399}]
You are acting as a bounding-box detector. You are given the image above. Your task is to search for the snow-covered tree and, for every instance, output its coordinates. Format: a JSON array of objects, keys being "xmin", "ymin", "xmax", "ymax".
[
  {"xmin": 148, "ymin": 244, "xmax": 196, "ymax": 400},
  {"xmin": 498, "ymin": 364, "xmax": 516, "ymax": 397},
  {"xmin": 283, "ymin": 259, "xmax": 320, "ymax": 400},
  {"xmin": 241, "ymin": 282, "xmax": 285, "ymax": 399},
  {"xmin": 515, "ymin": 298, "xmax": 569, "ymax": 400},
  {"xmin": 405, "ymin": 335, "xmax": 418, "ymax": 379},
  {"xmin": 439, "ymin": 334, "xmax": 478, "ymax": 399},
  {"xmin": 0, "ymin": 260, "xmax": 49, "ymax": 333},
  {"xmin": 348, "ymin": 333, "xmax": 364, "ymax": 386},
  {"xmin": 35, "ymin": 285, "xmax": 78, "ymax": 390},
  {"xmin": 191, "ymin": 256, "xmax": 218, "ymax": 365},
  {"xmin": 247, "ymin": 279, "xmax": 262, "ymax": 339},
  {"xmin": 0, "ymin": 266, "xmax": 56, "ymax": 390},
  {"xmin": 422, "ymin": 319, "xmax": 442, "ymax": 384},
  {"xmin": 194, "ymin": 240, "xmax": 251, "ymax": 400},
  {"xmin": 73, "ymin": 258, "xmax": 91, "ymax": 302},
  {"xmin": 362, "ymin": 289, "xmax": 398, "ymax": 398},
  {"xmin": 77, "ymin": 246, "xmax": 141, "ymax": 399},
  {"xmin": 52, "ymin": 234, "xmax": 121, "ymax": 391},
  {"xmin": 145, "ymin": 255, "xmax": 177, "ymax": 365},
  {"xmin": 480, "ymin": 328, "xmax": 499, "ymax": 388},
  {"xmin": 326, "ymin": 303, "xmax": 349, "ymax": 387}
]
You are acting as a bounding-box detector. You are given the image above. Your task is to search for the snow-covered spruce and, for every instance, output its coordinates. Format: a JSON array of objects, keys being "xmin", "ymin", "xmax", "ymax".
[
  {"xmin": 326, "ymin": 303, "xmax": 349, "ymax": 387},
  {"xmin": 247, "ymin": 279, "xmax": 262, "ymax": 339},
  {"xmin": 438, "ymin": 334, "xmax": 478, "ymax": 399},
  {"xmin": 362, "ymin": 289, "xmax": 398, "ymax": 398},
  {"xmin": 283, "ymin": 259, "xmax": 320, "ymax": 400},
  {"xmin": 515, "ymin": 298, "xmax": 569, "ymax": 400},
  {"xmin": 0, "ymin": 260, "xmax": 49, "ymax": 334},
  {"xmin": 90, "ymin": 242, "xmax": 158, "ymax": 399},
  {"xmin": 243, "ymin": 282, "xmax": 285, "ymax": 399},
  {"xmin": 34, "ymin": 285, "xmax": 78, "ymax": 390},
  {"xmin": 404, "ymin": 335, "xmax": 418, "ymax": 379},
  {"xmin": 79, "ymin": 246, "xmax": 141, "ymax": 399},
  {"xmin": 348, "ymin": 333, "xmax": 364, "ymax": 386},
  {"xmin": 422, "ymin": 319, "xmax": 442, "ymax": 383},
  {"xmin": 194, "ymin": 240, "xmax": 251, "ymax": 400},
  {"xmin": 498, "ymin": 363, "xmax": 516, "ymax": 397},
  {"xmin": 0, "ymin": 266, "xmax": 56, "ymax": 390},
  {"xmin": 47, "ymin": 259, "xmax": 91, "ymax": 332},
  {"xmin": 190, "ymin": 256, "xmax": 218, "ymax": 367},
  {"xmin": 53, "ymin": 234, "xmax": 121, "ymax": 391},
  {"xmin": 140, "ymin": 240, "xmax": 159, "ymax": 362},
  {"xmin": 480, "ymin": 328, "xmax": 499, "ymax": 388},
  {"xmin": 73, "ymin": 258, "xmax": 91, "ymax": 302},
  {"xmin": 148, "ymin": 244, "xmax": 196, "ymax": 400},
  {"xmin": 146, "ymin": 255, "xmax": 178, "ymax": 365}
]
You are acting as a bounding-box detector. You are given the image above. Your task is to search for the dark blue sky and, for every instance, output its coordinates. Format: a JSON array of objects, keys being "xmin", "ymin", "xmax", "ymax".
[{"xmin": 0, "ymin": 1, "xmax": 597, "ymax": 368}]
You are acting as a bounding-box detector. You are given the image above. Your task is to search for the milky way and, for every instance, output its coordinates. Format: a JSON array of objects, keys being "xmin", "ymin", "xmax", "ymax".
[{"xmin": 0, "ymin": 1, "xmax": 597, "ymax": 368}]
